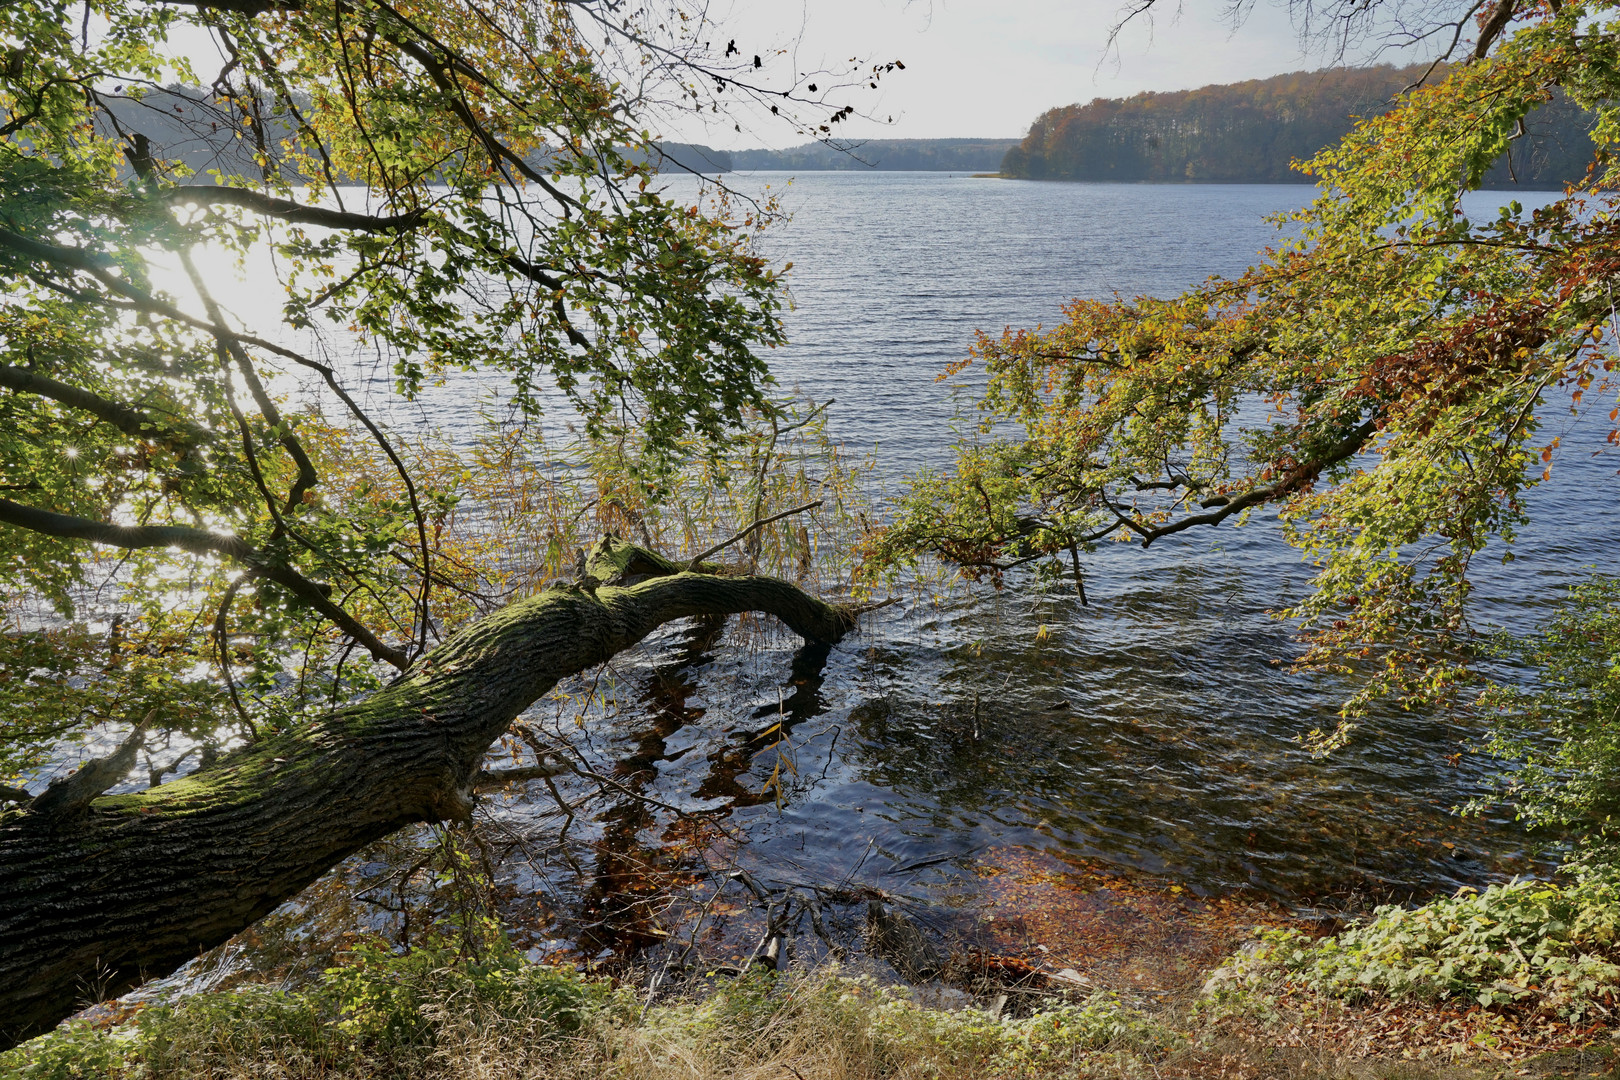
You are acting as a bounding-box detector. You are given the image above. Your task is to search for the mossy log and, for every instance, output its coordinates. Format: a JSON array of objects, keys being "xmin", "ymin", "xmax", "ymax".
[{"xmin": 0, "ymin": 538, "xmax": 856, "ymax": 1050}]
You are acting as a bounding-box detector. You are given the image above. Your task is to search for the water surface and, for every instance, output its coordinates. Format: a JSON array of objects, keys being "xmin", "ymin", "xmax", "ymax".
[{"xmin": 470, "ymin": 174, "xmax": 1618, "ymax": 946}]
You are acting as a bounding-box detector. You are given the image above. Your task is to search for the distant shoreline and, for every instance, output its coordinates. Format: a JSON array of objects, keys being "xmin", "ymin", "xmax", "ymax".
[
  {"xmin": 657, "ymin": 137, "xmax": 1017, "ymax": 174},
  {"xmin": 695, "ymin": 170, "xmax": 1570, "ymax": 192}
]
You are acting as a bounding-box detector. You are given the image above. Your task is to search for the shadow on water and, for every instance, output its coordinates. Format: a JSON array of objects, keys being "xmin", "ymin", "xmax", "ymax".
[
  {"xmin": 488, "ymin": 552, "xmax": 1557, "ymax": 971},
  {"xmin": 519, "ymin": 616, "xmax": 846, "ymax": 961}
]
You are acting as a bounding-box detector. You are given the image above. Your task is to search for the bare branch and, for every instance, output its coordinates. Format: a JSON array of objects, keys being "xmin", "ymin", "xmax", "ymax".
[
  {"xmin": 686, "ymin": 499, "xmax": 823, "ymax": 571},
  {"xmin": 1473, "ymin": 0, "xmax": 1518, "ymax": 58},
  {"xmin": 29, "ymin": 720, "xmax": 148, "ymax": 817}
]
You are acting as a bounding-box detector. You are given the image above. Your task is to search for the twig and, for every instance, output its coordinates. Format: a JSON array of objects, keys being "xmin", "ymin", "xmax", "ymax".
[
  {"xmin": 554, "ymin": 753, "xmax": 744, "ymax": 842},
  {"xmin": 213, "ymin": 576, "xmax": 257, "ymax": 739},
  {"xmin": 838, "ymin": 837, "xmax": 878, "ymax": 892},
  {"xmin": 686, "ymin": 500, "xmax": 823, "ymax": 571}
]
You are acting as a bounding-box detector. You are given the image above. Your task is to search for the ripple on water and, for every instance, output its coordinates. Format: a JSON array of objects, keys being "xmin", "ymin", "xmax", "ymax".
[{"xmin": 466, "ymin": 176, "xmax": 1605, "ymax": 950}]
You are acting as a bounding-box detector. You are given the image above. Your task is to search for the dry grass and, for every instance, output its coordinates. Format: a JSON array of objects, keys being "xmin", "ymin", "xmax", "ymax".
[
  {"xmin": 11, "ymin": 956, "xmax": 1620, "ymax": 1080},
  {"xmin": 13, "ymin": 896, "xmax": 1620, "ymax": 1080},
  {"xmin": 4, "ymin": 956, "xmax": 1172, "ymax": 1080}
]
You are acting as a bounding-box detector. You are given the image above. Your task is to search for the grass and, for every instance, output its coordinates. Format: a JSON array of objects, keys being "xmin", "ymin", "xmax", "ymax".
[
  {"xmin": 0, "ymin": 936, "xmax": 1180, "ymax": 1080},
  {"xmin": 14, "ymin": 879, "xmax": 1620, "ymax": 1080},
  {"xmin": 10, "ymin": 958, "xmax": 1616, "ymax": 1080}
]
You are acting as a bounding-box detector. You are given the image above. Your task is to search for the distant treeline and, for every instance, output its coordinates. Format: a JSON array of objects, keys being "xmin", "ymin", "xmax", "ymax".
[
  {"xmin": 89, "ymin": 90, "xmax": 1011, "ymax": 179},
  {"xmin": 657, "ymin": 139, "xmax": 1018, "ymax": 173},
  {"xmin": 1003, "ymin": 64, "xmax": 1596, "ymax": 188},
  {"xmin": 725, "ymin": 139, "xmax": 1017, "ymax": 172}
]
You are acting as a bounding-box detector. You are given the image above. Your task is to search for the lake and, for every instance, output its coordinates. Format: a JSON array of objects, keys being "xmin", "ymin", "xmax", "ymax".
[{"xmin": 452, "ymin": 172, "xmax": 1620, "ymax": 962}]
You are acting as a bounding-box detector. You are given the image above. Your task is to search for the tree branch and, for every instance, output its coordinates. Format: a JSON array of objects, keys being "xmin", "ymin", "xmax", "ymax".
[
  {"xmin": 159, "ymin": 187, "xmax": 425, "ymax": 233},
  {"xmin": 154, "ymin": 0, "xmax": 298, "ymax": 13},
  {"xmin": 686, "ymin": 499, "xmax": 823, "ymax": 571},
  {"xmin": 473, "ymin": 762, "xmax": 565, "ymax": 789},
  {"xmin": 1125, "ymin": 419, "xmax": 1379, "ymax": 548},
  {"xmin": 28, "ymin": 720, "xmax": 148, "ymax": 817},
  {"xmin": 1473, "ymin": 0, "xmax": 1517, "ymax": 58},
  {"xmin": 0, "ymin": 498, "xmax": 408, "ymax": 669},
  {"xmin": 0, "ymin": 365, "xmax": 211, "ymax": 449},
  {"xmin": 0, "ymin": 536, "xmax": 862, "ymax": 1047}
]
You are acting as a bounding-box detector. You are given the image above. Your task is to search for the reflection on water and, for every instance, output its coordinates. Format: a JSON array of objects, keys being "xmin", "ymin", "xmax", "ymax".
[
  {"xmin": 237, "ymin": 174, "xmax": 1604, "ymax": 962},
  {"xmin": 458, "ymin": 175, "xmax": 1620, "ymax": 959},
  {"xmin": 497, "ymin": 579, "xmax": 1547, "ymax": 956}
]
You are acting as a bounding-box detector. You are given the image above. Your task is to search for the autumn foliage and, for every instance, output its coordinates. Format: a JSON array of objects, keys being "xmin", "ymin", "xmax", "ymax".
[{"xmin": 864, "ymin": 5, "xmax": 1620, "ymax": 764}]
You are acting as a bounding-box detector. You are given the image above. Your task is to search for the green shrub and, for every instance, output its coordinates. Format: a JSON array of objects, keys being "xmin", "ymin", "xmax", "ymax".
[
  {"xmin": 0, "ymin": 1022, "xmax": 132, "ymax": 1080},
  {"xmin": 1206, "ymin": 877, "xmax": 1620, "ymax": 1019}
]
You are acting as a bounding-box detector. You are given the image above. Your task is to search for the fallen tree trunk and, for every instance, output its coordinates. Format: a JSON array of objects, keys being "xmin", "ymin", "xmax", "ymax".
[{"xmin": 0, "ymin": 538, "xmax": 856, "ymax": 1050}]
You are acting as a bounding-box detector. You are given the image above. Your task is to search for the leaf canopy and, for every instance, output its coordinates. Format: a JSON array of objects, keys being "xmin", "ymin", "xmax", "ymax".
[
  {"xmin": 862, "ymin": 3, "xmax": 1620, "ymax": 744},
  {"xmin": 0, "ymin": 0, "xmax": 818, "ymax": 777}
]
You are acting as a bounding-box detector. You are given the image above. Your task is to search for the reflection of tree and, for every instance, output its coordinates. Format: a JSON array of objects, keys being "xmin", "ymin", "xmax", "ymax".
[
  {"xmin": 695, "ymin": 641, "xmax": 833, "ymax": 807},
  {"xmin": 567, "ymin": 615, "xmax": 726, "ymax": 956},
  {"xmin": 554, "ymin": 620, "xmax": 839, "ymax": 958}
]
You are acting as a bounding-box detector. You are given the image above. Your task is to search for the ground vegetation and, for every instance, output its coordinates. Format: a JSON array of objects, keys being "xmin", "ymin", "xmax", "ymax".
[{"xmin": 8, "ymin": 903, "xmax": 1620, "ymax": 1079}]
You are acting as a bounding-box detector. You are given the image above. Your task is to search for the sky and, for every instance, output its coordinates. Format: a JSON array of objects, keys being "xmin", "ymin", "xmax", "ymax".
[
  {"xmin": 154, "ymin": 0, "xmax": 1439, "ymax": 152},
  {"xmin": 657, "ymin": 0, "xmax": 1436, "ymax": 149}
]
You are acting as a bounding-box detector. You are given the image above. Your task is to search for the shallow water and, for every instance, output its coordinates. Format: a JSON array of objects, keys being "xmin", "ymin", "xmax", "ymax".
[{"xmin": 462, "ymin": 174, "xmax": 1620, "ymax": 952}]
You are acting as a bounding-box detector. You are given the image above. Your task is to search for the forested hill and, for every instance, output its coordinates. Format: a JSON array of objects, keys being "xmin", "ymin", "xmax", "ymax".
[
  {"xmin": 89, "ymin": 90, "xmax": 1009, "ymax": 177},
  {"xmin": 1003, "ymin": 63, "xmax": 1596, "ymax": 188},
  {"xmin": 90, "ymin": 88, "xmax": 737, "ymax": 179}
]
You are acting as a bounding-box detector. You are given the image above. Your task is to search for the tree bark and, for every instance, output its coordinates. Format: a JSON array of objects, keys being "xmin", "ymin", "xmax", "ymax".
[{"xmin": 0, "ymin": 538, "xmax": 855, "ymax": 1050}]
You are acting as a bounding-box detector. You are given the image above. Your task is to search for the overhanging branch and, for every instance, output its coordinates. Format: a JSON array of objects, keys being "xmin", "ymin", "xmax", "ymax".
[
  {"xmin": 1123, "ymin": 418, "xmax": 1379, "ymax": 547},
  {"xmin": 0, "ymin": 365, "xmax": 212, "ymax": 449},
  {"xmin": 0, "ymin": 498, "xmax": 408, "ymax": 669},
  {"xmin": 159, "ymin": 187, "xmax": 426, "ymax": 233}
]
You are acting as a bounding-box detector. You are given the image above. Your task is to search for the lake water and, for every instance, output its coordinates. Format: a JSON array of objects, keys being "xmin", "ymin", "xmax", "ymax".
[{"xmin": 455, "ymin": 172, "xmax": 1620, "ymax": 959}]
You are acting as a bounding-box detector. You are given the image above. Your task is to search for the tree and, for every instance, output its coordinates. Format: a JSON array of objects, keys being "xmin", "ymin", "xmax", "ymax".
[
  {"xmin": 0, "ymin": 0, "xmax": 896, "ymax": 1048},
  {"xmin": 862, "ymin": 2, "xmax": 1620, "ymax": 825}
]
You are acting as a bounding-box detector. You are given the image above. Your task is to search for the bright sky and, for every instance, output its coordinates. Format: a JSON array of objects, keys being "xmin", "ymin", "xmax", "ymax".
[
  {"xmin": 662, "ymin": 0, "xmax": 1435, "ymax": 149},
  {"xmin": 155, "ymin": 0, "xmax": 1437, "ymax": 152}
]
